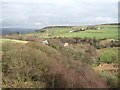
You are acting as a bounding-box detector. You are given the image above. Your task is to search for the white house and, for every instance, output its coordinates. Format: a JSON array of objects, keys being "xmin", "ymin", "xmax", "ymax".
[{"xmin": 42, "ymin": 40, "xmax": 49, "ymax": 45}]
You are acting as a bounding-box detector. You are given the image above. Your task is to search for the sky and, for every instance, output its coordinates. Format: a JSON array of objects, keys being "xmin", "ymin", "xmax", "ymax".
[{"xmin": 0, "ymin": 0, "xmax": 119, "ymax": 29}]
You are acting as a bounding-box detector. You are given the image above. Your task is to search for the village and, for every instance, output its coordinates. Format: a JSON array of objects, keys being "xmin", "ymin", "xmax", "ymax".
[
  {"xmin": 35, "ymin": 26, "xmax": 103, "ymax": 33},
  {"xmin": 68, "ymin": 26, "xmax": 103, "ymax": 33}
]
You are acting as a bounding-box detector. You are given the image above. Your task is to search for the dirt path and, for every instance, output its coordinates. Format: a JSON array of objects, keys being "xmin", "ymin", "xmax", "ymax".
[{"xmin": 94, "ymin": 63, "xmax": 119, "ymax": 75}]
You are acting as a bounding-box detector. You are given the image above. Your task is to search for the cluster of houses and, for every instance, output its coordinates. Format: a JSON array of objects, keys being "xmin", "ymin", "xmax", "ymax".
[
  {"xmin": 35, "ymin": 26, "xmax": 103, "ymax": 34},
  {"xmin": 69, "ymin": 27, "xmax": 103, "ymax": 33}
]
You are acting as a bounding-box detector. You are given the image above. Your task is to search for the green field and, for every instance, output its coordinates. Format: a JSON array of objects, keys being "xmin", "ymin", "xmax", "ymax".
[
  {"xmin": 24, "ymin": 25, "xmax": 119, "ymax": 39},
  {"xmin": 0, "ymin": 38, "xmax": 28, "ymax": 43},
  {"xmin": 98, "ymin": 47, "xmax": 119, "ymax": 64}
]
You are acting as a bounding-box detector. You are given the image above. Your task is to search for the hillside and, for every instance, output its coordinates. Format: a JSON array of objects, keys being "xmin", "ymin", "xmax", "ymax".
[
  {"xmin": 1, "ymin": 24, "xmax": 119, "ymax": 88},
  {"xmin": 2, "ymin": 39, "xmax": 117, "ymax": 88},
  {"xmin": 2, "ymin": 28, "xmax": 35, "ymax": 35},
  {"xmin": 23, "ymin": 24, "xmax": 119, "ymax": 39}
]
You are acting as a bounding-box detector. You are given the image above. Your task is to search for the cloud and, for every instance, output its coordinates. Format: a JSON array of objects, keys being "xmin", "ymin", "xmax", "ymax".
[
  {"xmin": 1, "ymin": 0, "xmax": 118, "ymax": 28},
  {"xmin": 1, "ymin": 0, "xmax": 119, "ymax": 3},
  {"xmin": 96, "ymin": 17, "xmax": 116, "ymax": 23},
  {"xmin": 1, "ymin": 0, "xmax": 74, "ymax": 5},
  {"xmin": 34, "ymin": 22, "xmax": 42, "ymax": 25},
  {"xmin": 0, "ymin": 18, "xmax": 3, "ymax": 22}
]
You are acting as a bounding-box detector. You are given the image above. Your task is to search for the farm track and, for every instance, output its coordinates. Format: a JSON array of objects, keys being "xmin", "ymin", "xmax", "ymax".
[{"xmin": 94, "ymin": 63, "xmax": 119, "ymax": 75}]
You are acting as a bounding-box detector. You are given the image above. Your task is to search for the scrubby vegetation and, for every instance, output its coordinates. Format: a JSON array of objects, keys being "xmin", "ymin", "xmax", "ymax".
[
  {"xmin": 2, "ymin": 24, "xmax": 119, "ymax": 88},
  {"xmin": 2, "ymin": 38, "xmax": 118, "ymax": 88}
]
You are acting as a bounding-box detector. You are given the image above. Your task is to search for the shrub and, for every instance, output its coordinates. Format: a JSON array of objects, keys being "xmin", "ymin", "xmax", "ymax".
[
  {"xmin": 2, "ymin": 44, "xmax": 52, "ymax": 88},
  {"xmin": 2, "ymin": 39, "xmax": 110, "ymax": 88},
  {"xmin": 98, "ymin": 71, "xmax": 118, "ymax": 88},
  {"xmin": 43, "ymin": 61, "xmax": 109, "ymax": 88},
  {"xmin": 2, "ymin": 41, "xmax": 24, "ymax": 52}
]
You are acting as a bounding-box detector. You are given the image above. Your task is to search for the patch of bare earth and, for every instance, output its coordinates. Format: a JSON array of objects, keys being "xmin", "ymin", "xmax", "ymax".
[{"xmin": 94, "ymin": 63, "xmax": 119, "ymax": 75}]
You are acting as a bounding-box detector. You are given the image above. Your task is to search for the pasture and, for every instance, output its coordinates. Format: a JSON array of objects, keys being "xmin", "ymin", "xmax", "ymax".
[
  {"xmin": 24, "ymin": 25, "xmax": 119, "ymax": 39},
  {"xmin": 97, "ymin": 47, "xmax": 119, "ymax": 64}
]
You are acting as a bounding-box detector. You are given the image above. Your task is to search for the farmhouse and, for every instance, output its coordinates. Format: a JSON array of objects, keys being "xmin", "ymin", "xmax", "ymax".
[
  {"xmin": 69, "ymin": 26, "xmax": 103, "ymax": 33},
  {"xmin": 97, "ymin": 27, "xmax": 103, "ymax": 29},
  {"xmin": 86, "ymin": 27, "xmax": 103, "ymax": 30},
  {"xmin": 42, "ymin": 40, "xmax": 49, "ymax": 45},
  {"xmin": 69, "ymin": 28, "xmax": 85, "ymax": 33},
  {"xmin": 64, "ymin": 43, "xmax": 69, "ymax": 46}
]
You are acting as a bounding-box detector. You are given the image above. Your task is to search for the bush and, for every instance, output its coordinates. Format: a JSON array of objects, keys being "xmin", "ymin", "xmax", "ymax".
[
  {"xmin": 60, "ymin": 44, "xmax": 98, "ymax": 65},
  {"xmin": 2, "ymin": 44, "xmax": 52, "ymax": 88},
  {"xmin": 2, "ymin": 40, "xmax": 110, "ymax": 88},
  {"xmin": 2, "ymin": 41, "xmax": 24, "ymax": 52},
  {"xmin": 98, "ymin": 71, "xmax": 118, "ymax": 88},
  {"xmin": 43, "ymin": 61, "xmax": 108, "ymax": 88}
]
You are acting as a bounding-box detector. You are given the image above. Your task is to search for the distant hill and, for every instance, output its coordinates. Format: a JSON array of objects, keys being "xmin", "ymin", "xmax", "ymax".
[
  {"xmin": 43, "ymin": 26, "xmax": 74, "ymax": 29},
  {"xmin": 40, "ymin": 23, "xmax": 119, "ymax": 29},
  {"xmin": 28, "ymin": 23, "xmax": 119, "ymax": 39},
  {"xmin": 101, "ymin": 23, "xmax": 120, "ymax": 25},
  {"xmin": 1, "ymin": 28, "xmax": 36, "ymax": 35}
]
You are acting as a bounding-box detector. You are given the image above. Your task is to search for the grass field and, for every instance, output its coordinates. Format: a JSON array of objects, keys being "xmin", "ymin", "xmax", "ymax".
[
  {"xmin": 97, "ymin": 47, "xmax": 119, "ymax": 64},
  {"xmin": 24, "ymin": 25, "xmax": 119, "ymax": 39},
  {"xmin": 0, "ymin": 39, "xmax": 28, "ymax": 43}
]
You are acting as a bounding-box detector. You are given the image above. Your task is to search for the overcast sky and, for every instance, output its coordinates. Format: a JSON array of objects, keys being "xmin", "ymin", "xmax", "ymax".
[{"xmin": 0, "ymin": 0, "xmax": 119, "ymax": 29}]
